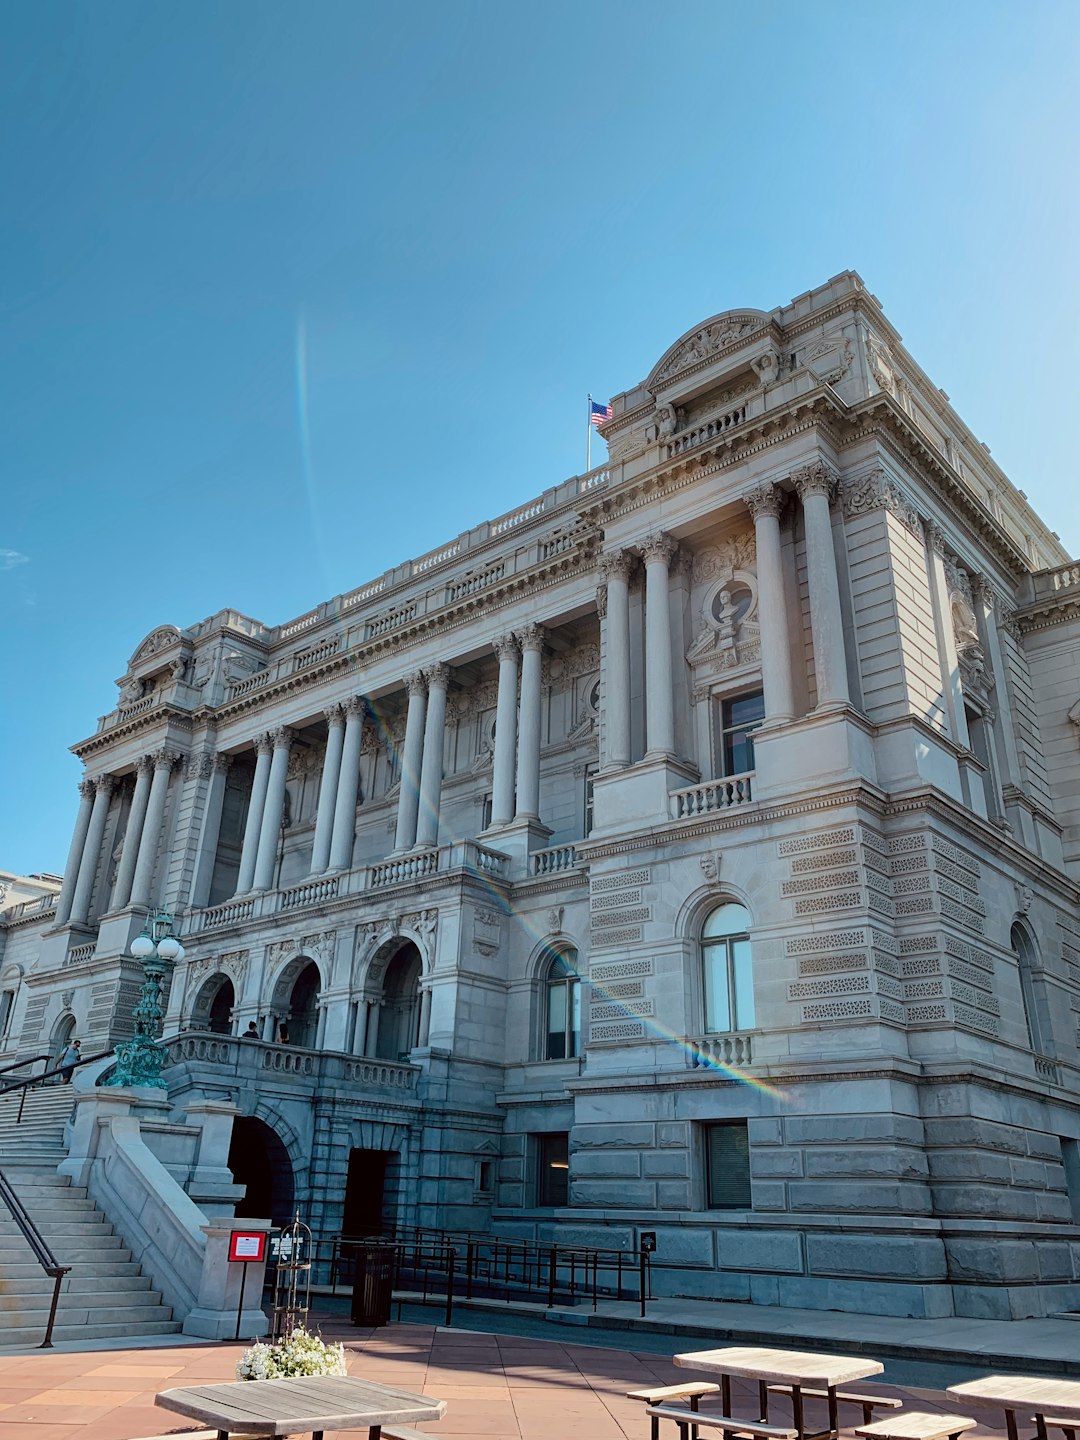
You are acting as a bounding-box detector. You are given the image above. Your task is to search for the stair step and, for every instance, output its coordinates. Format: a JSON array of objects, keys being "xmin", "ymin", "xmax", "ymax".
[
  {"xmin": 0, "ymin": 1318, "xmax": 182, "ymax": 1348},
  {"xmin": 2, "ymin": 1299, "xmax": 173, "ymax": 1325},
  {"xmin": 0, "ymin": 1259, "xmax": 143, "ymax": 1278},
  {"xmin": 1, "ymin": 1272, "xmax": 153, "ymax": 1296},
  {"xmin": 0, "ymin": 1243, "xmax": 133, "ymax": 1265},
  {"xmin": 0, "ymin": 1286, "xmax": 163, "ymax": 1313}
]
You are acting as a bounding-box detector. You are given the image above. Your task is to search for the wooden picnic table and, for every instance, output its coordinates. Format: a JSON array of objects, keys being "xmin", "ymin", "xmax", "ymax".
[
  {"xmin": 948, "ymin": 1375, "xmax": 1080, "ymax": 1440},
  {"xmin": 674, "ymin": 1344, "xmax": 885, "ymax": 1440},
  {"xmin": 155, "ymin": 1373, "xmax": 447, "ymax": 1440}
]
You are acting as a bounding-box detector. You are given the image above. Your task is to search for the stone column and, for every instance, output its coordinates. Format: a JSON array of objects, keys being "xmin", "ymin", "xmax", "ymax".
[
  {"xmin": 365, "ymin": 1001, "xmax": 381, "ymax": 1059},
  {"xmin": 418, "ymin": 986, "xmax": 433, "ymax": 1048},
  {"xmin": 490, "ymin": 634, "xmax": 520, "ymax": 827},
  {"xmin": 972, "ymin": 574, "xmax": 1022, "ymax": 785},
  {"xmin": 55, "ymin": 779, "xmax": 97, "ymax": 926},
  {"xmin": 69, "ymin": 775, "xmax": 116, "ymax": 926},
  {"xmin": 190, "ymin": 754, "xmax": 231, "ymax": 909},
  {"xmin": 309, "ymin": 705, "xmax": 345, "ymax": 875},
  {"xmin": 415, "ymin": 663, "xmax": 450, "ymax": 848},
  {"xmin": 129, "ymin": 750, "xmax": 178, "ymax": 909},
  {"xmin": 745, "ymin": 483, "xmax": 795, "ymax": 722},
  {"xmin": 393, "ymin": 674, "xmax": 427, "ymax": 852},
  {"xmin": 252, "ymin": 727, "xmax": 292, "ymax": 891},
  {"xmin": 794, "ymin": 462, "xmax": 850, "ymax": 708},
  {"xmin": 111, "ymin": 755, "xmax": 154, "ymax": 909},
  {"xmin": 235, "ymin": 734, "xmax": 273, "ymax": 894},
  {"xmin": 642, "ymin": 532, "xmax": 678, "ymax": 757},
  {"xmin": 329, "ymin": 697, "xmax": 366, "ymax": 870},
  {"xmin": 600, "ymin": 550, "xmax": 633, "ymax": 768},
  {"xmin": 514, "ymin": 625, "xmax": 545, "ymax": 820},
  {"xmin": 925, "ymin": 522, "xmax": 973, "ymax": 751}
]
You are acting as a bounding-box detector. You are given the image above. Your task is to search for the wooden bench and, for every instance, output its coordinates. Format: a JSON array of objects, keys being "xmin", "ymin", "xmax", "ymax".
[
  {"xmin": 629, "ymin": 1384, "xmax": 723, "ymax": 1440},
  {"xmin": 130, "ymin": 1431, "xmax": 265, "ymax": 1440},
  {"xmin": 855, "ymin": 1411, "xmax": 977, "ymax": 1440},
  {"xmin": 1034, "ymin": 1420, "xmax": 1079, "ymax": 1440},
  {"xmin": 646, "ymin": 1403, "xmax": 797, "ymax": 1440},
  {"xmin": 380, "ymin": 1428, "xmax": 441, "ymax": 1440},
  {"xmin": 767, "ymin": 1385, "xmax": 904, "ymax": 1426}
]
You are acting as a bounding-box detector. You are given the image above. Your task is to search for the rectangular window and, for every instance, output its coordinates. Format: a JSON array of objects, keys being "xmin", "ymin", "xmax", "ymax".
[
  {"xmin": 536, "ymin": 1132, "xmax": 569, "ymax": 1207},
  {"xmin": 583, "ymin": 769, "xmax": 596, "ymax": 837},
  {"xmin": 704, "ymin": 1121, "xmax": 752, "ymax": 1209},
  {"xmin": 716, "ymin": 691, "xmax": 765, "ymax": 777},
  {"xmin": 481, "ymin": 792, "xmax": 493, "ymax": 830}
]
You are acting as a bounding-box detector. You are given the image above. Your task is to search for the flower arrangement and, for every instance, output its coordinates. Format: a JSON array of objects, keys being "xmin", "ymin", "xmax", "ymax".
[{"xmin": 236, "ymin": 1328, "xmax": 347, "ymax": 1381}]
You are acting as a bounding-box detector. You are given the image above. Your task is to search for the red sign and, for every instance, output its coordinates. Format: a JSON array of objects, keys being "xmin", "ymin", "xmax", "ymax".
[{"xmin": 228, "ymin": 1230, "xmax": 267, "ymax": 1263}]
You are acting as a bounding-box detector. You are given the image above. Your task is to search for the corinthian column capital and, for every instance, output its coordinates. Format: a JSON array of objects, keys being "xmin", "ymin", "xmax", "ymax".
[
  {"xmin": 135, "ymin": 753, "xmax": 155, "ymax": 779},
  {"xmin": 599, "ymin": 548, "xmax": 634, "ymax": 585},
  {"xmin": 404, "ymin": 671, "xmax": 427, "ymax": 699},
  {"xmin": 324, "ymin": 702, "xmax": 345, "ymax": 728},
  {"xmin": 925, "ymin": 519, "xmax": 947, "ymax": 556},
  {"xmin": 792, "ymin": 461, "xmax": 838, "ymax": 503},
  {"xmin": 343, "ymin": 695, "xmax": 366, "ymax": 720},
  {"xmin": 93, "ymin": 773, "xmax": 116, "ymax": 796},
  {"xmin": 516, "ymin": 623, "xmax": 545, "ymax": 654},
  {"xmin": 424, "ymin": 662, "xmax": 451, "ymax": 690},
  {"xmin": 744, "ymin": 482, "xmax": 784, "ymax": 521},
  {"xmin": 79, "ymin": 777, "xmax": 96, "ymax": 801},
  {"xmin": 254, "ymin": 732, "xmax": 274, "ymax": 759},
  {"xmin": 493, "ymin": 633, "xmax": 519, "ymax": 664},
  {"xmin": 640, "ymin": 531, "xmax": 678, "ymax": 567}
]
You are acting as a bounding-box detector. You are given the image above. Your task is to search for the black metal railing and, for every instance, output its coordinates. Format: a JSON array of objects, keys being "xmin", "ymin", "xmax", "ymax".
[
  {"xmin": 0, "ymin": 1166, "xmax": 70, "ymax": 1347},
  {"xmin": 0, "ymin": 1052, "xmax": 53, "ymax": 1087},
  {"xmin": 0, "ymin": 1050, "xmax": 112, "ymax": 1120},
  {"xmin": 293, "ymin": 1225, "xmax": 651, "ymax": 1325}
]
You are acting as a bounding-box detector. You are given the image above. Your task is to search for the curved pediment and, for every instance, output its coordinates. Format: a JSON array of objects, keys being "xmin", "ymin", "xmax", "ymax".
[
  {"xmin": 129, "ymin": 625, "xmax": 183, "ymax": 667},
  {"xmin": 647, "ymin": 310, "xmax": 771, "ymax": 392}
]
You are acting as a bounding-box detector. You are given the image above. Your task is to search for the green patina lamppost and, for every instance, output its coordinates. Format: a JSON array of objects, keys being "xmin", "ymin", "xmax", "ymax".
[{"xmin": 106, "ymin": 909, "xmax": 185, "ymax": 1088}]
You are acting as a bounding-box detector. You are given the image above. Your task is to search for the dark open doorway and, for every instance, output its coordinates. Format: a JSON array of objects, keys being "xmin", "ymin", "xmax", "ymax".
[
  {"xmin": 343, "ymin": 1148, "xmax": 393, "ymax": 1236},
  {"xmin": 228, "ymin": 1116, "xmax": 295, "ymax": 1224}
]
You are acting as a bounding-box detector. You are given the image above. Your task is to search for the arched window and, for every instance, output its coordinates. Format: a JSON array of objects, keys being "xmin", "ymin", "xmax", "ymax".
[
  {"xmin": 543, "ymin": 948, "xmax": 581, "ymax": 1060},
  {"xmin": 702, "ymin": 902, "xmax": 754, "ymax": 1033},
  {"xmin": 1012, "ymin": 922, "xmax": 1049, "ymax": 1055},
  {"xmin": 0, "ymin": 988, "xmax": 15, "ymax": 1040}
]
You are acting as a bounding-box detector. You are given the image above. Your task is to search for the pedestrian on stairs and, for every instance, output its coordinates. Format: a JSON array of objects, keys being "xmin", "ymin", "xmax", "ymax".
[{"xmin": 58, "ymin": 1038, "xmax": 80, "ymax": 1082}]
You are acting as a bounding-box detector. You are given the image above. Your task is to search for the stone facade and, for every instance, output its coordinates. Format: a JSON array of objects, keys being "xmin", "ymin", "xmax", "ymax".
[{"xmin": 4, "ymin": 270, "xmax": 1080, "ymax": 1319}]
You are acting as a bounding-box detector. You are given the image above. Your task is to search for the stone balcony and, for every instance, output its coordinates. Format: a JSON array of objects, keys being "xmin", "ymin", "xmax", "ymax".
[
  {"xmin": 161, "ymin": 1030, "xmax": 420, "ymax": 1097},
  {"xmin": 670, "ymin": 771, "xmax": 755, "ymax": 821},
  {"xmin": 186, "ymin": 838, "xmax": 512, "ymax": 936}
]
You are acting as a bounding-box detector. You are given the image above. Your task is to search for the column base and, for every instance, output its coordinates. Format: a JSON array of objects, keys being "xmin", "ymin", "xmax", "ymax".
[
  {"xmin": 590, "ymin": 755, "xmax": 699, "ymax": 835},
  {"xmin": 751, "ymin": 705, "xmax": 876, "ymax": 801},
  {"xmin": 480, "ymin": 816, "xmax": 552, "ymax": 873}
]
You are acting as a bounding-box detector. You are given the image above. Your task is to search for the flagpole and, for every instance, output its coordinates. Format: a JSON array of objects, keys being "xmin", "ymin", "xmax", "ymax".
[{"xmin": 586, "ymin": 393, "xmax": 592, "ymax": 475}]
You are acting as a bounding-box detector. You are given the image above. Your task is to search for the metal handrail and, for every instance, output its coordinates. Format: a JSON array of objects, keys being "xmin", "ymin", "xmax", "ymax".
[
  {"xmin": 0, "ymin": 1051, "xmax": 52, "ymax": 1081},
  {"xmin": 0, "ymin": 1050, "xmax": 113, "ymax": 1119},
  {"xmin": 0, "ymin": 1165, "xmax": 70, "ymax": 1347}
]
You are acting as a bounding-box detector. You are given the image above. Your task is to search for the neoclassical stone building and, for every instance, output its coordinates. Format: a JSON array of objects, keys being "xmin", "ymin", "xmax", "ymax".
[{"xmin": 4, "ymin": 270, "xmax": 1080, "ymax": 1320}]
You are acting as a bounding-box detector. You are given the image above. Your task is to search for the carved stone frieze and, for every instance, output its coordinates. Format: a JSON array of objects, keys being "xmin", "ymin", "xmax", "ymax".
[
  {"xmin": 841, "ymin": 468, "xmax": 922, "ymax": 535},
  {"xmin": 690, "ymin": 531, "xmax": 756, "ymax": 584},
  {"xmin": 804, "ymin": 333, "xmax": 853, "ymax": 385}
]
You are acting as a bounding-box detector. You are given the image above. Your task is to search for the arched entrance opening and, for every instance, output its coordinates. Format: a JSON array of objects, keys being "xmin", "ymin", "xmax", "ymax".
[
  {"xmin": 50, "ymin": 1011, "xmax": 76, "ymax": 1056},
  {"xmin": 228, "ymin": 1116, "xmax": 295, "ymax": 1224},
  {"xmin": 191, "ymin": 973, "xmax": 236, "ymax": 1035},
  {"xmin": 377, "ymin": 943, "xmax": 422, "ymax": 1061},
  {"xmin": 288, "ymin": 962, "xmax": 320, "ymax": 1048}
]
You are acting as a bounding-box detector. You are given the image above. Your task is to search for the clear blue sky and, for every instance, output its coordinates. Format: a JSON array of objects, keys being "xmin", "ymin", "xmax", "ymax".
[{"xmin": 3, "ymin": 1, "xmax": 1079, "ymax": 876}]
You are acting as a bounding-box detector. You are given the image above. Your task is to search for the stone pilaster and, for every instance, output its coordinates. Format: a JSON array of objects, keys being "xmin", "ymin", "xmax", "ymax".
[
  {"xmin": 190, "ymin": 753, "xmax": 232, "ymax": 909},
  {"xmin": 329, "ymin": 698, "xmax": 366, "ymax": 870},
  {"xmin": 235, "ymin": 733, "xmax": 273, "ymax": 894},
  {"xmin": 69, "ymin": 774, "xmax": 116, "ymax": 926},
  {"xmin": 490, "ymin": 635, "xmax": 520, "ymax": 828},
  {"xmin": 599, "ymin": 549, "xmax": 634, "ymax": 769},
  {"xmin": 111, "ymin": 755, "xmax": 154, "ymax": 910},
  {"xmin": 130, "ymin": 749, "xmax": 179, "ymax": 909},
  {"xmin": 745, "ymin": 483, "xmax": 796, "ymax": 723},
  {"xmin": 641, "ymin": 531, "xmax": 678, "ymax": 758},
  {"xmin": 252, "ymin": 727, "xmax": 292, "ymax": 891},
  {"xmin": 416, "ymin": 664, "xmax": 450, "ymax": 848},
  {"xmin": 793, "ymin": 462, "xmax": 850, "ymax": 708},
  {"xmin": 55, "ymin": 779, "xmax": 97, "ymax": 926},
  {"xmin": 310, "ymin": 705, "xmax": 345, "ymax": 875},
  {"xmin": 514, "ymin": 627, "xmax": 545, "ymax": 821}
]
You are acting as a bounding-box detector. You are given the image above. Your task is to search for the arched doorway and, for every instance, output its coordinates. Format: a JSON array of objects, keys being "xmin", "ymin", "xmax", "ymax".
[
  {"xmin": 377, "ymin": 943, "xmax": 422, "ymax": 1061},
  {"xmin": 190, "ymin": 973, "xmax": 236, "ymax": 1035},
  {"xmin": 269, "ymin": 955, "xmax": 323, "ymax": 1048},
  {"xmin": 288, "ymin": 962, "xmax": 320, "ymax": 1048},
  {"xmin": 50, "ymin": 1011, "xmax": 76, "ymax": 1056},
  {"xmin": 228, "ymin": 1116, "xmax": 295, "ymax": 1224}
]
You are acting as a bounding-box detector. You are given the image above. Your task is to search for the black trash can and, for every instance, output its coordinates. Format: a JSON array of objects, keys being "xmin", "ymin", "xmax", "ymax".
[{"xmin": 351, "ymin": 1243, "xmax": 395, "ymax": 1326}]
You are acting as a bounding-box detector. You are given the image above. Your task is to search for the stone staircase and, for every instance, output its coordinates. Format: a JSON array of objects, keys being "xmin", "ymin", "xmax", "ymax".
[{"xmin": 0, "ymin": 1084, "xmax": 182, "ymax": 1347}]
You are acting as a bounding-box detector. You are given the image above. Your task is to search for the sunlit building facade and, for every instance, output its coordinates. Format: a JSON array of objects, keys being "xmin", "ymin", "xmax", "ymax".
[{"xmin": 4, "ymin": 271, "xmax": 1080, "ymax": 1319}]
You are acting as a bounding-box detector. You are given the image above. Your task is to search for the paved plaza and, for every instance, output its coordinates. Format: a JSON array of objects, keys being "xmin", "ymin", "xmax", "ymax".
[{"xmin": 0, "ymin": 1312, "xmax": 1051, "ymax": 1440}]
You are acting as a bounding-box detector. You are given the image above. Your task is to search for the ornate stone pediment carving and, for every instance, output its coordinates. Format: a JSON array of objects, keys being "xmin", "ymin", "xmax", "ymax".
[
  {"xmin": 130, "ymin": 626, "xmax": 183, "ymax": 666},
  {"xmin": 690, "ymin": 531, "xmax": 756, "ymax": 585},
  {"xmin": 647, "ymin": 311, "xmax": 770, "ymax": 390}
]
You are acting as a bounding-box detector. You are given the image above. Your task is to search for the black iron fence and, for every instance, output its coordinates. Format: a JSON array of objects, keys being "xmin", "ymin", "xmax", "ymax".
[{"xmin": 282, "ymin": 1225, "xmax": 651, "ymax": 1325}]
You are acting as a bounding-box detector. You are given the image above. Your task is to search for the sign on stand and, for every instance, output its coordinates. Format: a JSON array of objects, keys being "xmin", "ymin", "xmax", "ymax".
[{"xmin": 228, "ymin": 1230, "xmax": 268, "ymax": 1339}]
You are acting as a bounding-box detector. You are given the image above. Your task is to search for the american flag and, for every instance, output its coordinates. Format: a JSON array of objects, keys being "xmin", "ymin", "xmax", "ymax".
[{"xmin": 590, "ymin": 399, "xmax": 612, "ymax": 427}]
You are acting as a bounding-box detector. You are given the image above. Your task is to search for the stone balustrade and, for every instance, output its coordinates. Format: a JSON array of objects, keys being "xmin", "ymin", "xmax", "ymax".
[
  {"xmin": 66, "ymin": 942, "xmax": 96, "ymax": 966},
  {"xmin": 578, "ymin": 464, "xmax": 609, "ymax": 492},
  {"xmin": 226, "ymin": 670, "xmax": 272, "ymax": 699},
  {"xmin": 665, "ymin": 403, "xmax": 748, "ymax": 458},
  {"xmin": 117, "ymin": 694, "xmax": 160, "ymax": 719},
  {"xmin": 279, "ymin": 875, "xmax": 340, "ymax": 910},
  {"xmin": 491, "ymin": 499, "xmax": 544, "ymax": 536},
  {"xmin": 413, "ymin": 541, "xmax": 461, "ymax": 574},
  {"xmin": 199, "ymin": 896, "xmax": 257, "ymax": 931},
  {"xmin": 671, "ymin": 772, "xmax": 754, "ymax": 820},
  {"xmin": 370, "ymin": 849, "xmax": 439, "ymax": 888},
  {"xmin": 1034, "ymin": 1054, "xmax": 1061, "ymax": 1086},
  {"xmin": 163, "ymin": 1030, "xmax": 419, "ymax": 1095},
  {"xmin": 447, "ymin": 562, "xmax": 506, "ymax": 602},
  {"xmin": 531, "ymin": 843, "xmax": 580, "ymax": 876},
  {"xmin": 687, "ymin": 1031, "xmax": 754, "ymax": 1068},
  {"xmin": 293, "ymin": 637, "xmax": 339, "ymax": 671},
  {"xmin": 279, "ymin": 608, "xmax": 322, "ymax": 639},
  {"xmin": 1, "ymin": 892, "xmax": 58, "ymax": 925}
]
